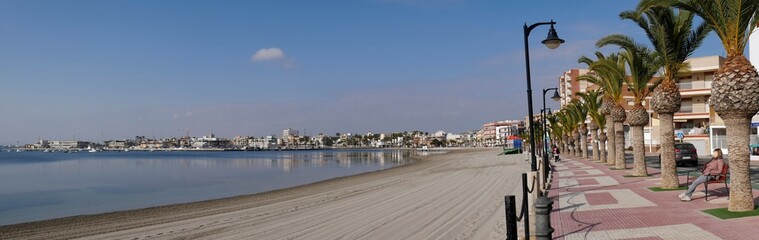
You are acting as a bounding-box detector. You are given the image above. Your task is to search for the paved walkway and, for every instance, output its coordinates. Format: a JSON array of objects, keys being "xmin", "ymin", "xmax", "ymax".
[{"xmin": 549, "ymin": 154, "xmax": 759, "ymax": 240}]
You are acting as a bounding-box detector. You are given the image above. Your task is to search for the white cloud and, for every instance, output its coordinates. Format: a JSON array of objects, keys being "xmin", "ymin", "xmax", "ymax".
[
  {"xmin": 172, "ymin": 111, "xmax": 193, "ymax": 119},
  {"xmin": 251, "ymin": 48, "xmax": 286, "ymax": 61}
]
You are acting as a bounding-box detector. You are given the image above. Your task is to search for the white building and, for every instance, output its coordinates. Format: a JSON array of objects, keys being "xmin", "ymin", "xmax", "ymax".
[
  {"xmin": 250, "ymin": 135, "xmax": 279, "ymax": 149},
  {"xmin": 749, "ymin": 24, "xmax": 759, "ymax": 160}
]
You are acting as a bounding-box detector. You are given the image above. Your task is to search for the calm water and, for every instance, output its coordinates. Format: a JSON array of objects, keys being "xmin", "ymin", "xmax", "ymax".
[{"xmin": 0, "ymin": 149, "xmax": 414, "ymax": 226}]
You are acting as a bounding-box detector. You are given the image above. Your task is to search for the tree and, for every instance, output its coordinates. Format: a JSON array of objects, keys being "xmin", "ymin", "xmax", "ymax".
[
  {"xmin": 577, "ymin": 90, "xmax": 605, "ymax": 162},
  {"xmin": 578, "ymin": 52, "xmax": 628, "ymax": 168},
  {"xmin": 621, "ymin": 1, "xmax": 711, "ymax": 188},
  {"xmin": 555, "ymin": 112, "xmax": 572, "ymax": 154},
  {"xmin": 547, "ymin": 113, "xmax": 564, "ymax": 152},
  {"xmin": 323, "ymin": 137, "xmax": 334, "ymax": 147},
  {"xmin": 566, "ymin": 101, "xmax": 589, "ymax": 158},
  {"xmin": 652, "ymin": 0, "xmax": 759, "ymax": 211},
  {"xmin": 597, "ymin": 35, "xmax": 662, "ymax": 176}
]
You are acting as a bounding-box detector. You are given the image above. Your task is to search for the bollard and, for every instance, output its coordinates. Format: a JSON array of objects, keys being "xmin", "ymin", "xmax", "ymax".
[
  {"xmin": 534, "ymin": 196, "xmax": 554, "ymax": 240},
  {"xmin": 527, "ymin": 171, "xmax": 539, "ymax": 237},
  {"xmin": 504, "ymin": 195, "xmax": 517, "ymax": 240}
]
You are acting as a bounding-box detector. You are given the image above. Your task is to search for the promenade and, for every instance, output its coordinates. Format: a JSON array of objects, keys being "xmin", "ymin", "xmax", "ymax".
[{"xmin": 550, "ymin": 154, "xmax": 759, "ymax": 239}]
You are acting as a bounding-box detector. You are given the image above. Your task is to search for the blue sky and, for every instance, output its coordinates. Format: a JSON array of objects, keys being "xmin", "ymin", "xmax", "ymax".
[{"xmin": 0, "ymin": 0, "xmax": 729, "ymax": 144}]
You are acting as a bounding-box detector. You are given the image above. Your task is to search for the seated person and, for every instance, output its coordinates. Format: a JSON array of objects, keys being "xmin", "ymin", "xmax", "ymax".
[{"xmin": 679, "ymin": 148, "xmax": 724, "ymax": 202}]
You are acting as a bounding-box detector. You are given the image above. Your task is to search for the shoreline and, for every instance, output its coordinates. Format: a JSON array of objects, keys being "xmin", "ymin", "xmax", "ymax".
[{"xmin": 1, "ymin": 148, "xmax": 498, "ymax": 239}]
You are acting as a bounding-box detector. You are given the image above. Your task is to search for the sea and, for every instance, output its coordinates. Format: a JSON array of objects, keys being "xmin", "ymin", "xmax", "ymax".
[{"xmin": 0, "ymin": 149, "xmax": 416, "ymax": 226}]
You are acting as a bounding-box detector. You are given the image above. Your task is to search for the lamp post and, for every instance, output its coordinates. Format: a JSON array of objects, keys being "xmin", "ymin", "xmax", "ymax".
[
  {"xmin": 542, "ymin": 88, "xmax": 560, "ymax": 182},
  {"xmin": 523, "ymin": 20, "xmax": 564, "ymax": 178}
]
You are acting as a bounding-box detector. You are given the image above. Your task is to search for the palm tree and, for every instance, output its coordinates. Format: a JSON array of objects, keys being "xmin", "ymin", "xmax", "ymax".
[
  {"xmin": 578, "ymin": 52, "xmax": 628, "ymax": 168},
  {"xmin": 557, "ymin": 109, "xmax": 575, "ymax": 155},
  {"xmin": 567, "ymin": 100, "xmax": 589, "ymax": 158},
  {"xmin": 578, "ymin": 90, "xmax": 605, "ymax": 162},
  {"xmin": 547, "ymin": 114, "xmax": 563, "ymax": 152},
  {"xmin": 646, "ymin": 0, "xmax": 759, "ymax": 212},
  {"xmin": 622, "ymin": 2, "xmax": 712, "ymax": 189},
  {"xmin": 598, "ymin": 36, "xmax": 662, "ymax": 176}
]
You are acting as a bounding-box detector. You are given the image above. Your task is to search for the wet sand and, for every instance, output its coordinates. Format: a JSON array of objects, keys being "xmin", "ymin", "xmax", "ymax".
[{"xmin": 0, "ymin": 148, "xmax": 528, "ymax": 240}]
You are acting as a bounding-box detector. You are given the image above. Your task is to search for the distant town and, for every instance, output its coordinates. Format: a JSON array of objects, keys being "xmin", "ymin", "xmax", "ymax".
[{"xmin": 4, "ymin": 120, "xmax": 526, "ymax": 152}]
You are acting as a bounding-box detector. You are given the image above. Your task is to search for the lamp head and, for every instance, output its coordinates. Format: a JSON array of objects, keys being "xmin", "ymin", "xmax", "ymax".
[
  {"xmin": 541, "ymin": 24, "xmax": 564, "ymax": 49},
  {"xmin": 550, "ymin": 90, "xmax": 561, "ymax": 101}
]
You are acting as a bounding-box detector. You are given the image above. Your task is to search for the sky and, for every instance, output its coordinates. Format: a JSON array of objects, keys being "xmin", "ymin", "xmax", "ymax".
[{"xmin": 0, "ymin": 0, "xmax": 731, "ymax": 145}]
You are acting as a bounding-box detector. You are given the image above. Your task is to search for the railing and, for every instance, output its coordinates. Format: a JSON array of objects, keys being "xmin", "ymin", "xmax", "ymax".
[
  {"xmin": 505, "ymin": 160, "xmax": 554, "ymax": 239},
  {"xmin": 676, "ymin": 128, "xmax": 707, "ymax": 136},
  {"xmin": 505, "ymin": 173, "xmax": 536, "ymax": 240}
]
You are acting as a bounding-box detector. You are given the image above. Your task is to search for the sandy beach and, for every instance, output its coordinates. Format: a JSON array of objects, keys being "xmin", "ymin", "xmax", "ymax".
[{"xmin": 1, "ymin": 148, "xmax": 529, "ymax": 240}]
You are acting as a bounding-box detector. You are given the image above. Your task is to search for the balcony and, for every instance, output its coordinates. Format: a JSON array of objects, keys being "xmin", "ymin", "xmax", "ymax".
[{"xmin": 678, "ymin": 81, "xmax": 711, "ymax": 96}]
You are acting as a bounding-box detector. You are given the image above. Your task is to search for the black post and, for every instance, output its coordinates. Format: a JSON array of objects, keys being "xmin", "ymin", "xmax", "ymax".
[
  {"xmin": 541, "ymin": 88, "xmax": 556, "ymax": 184},
  {"xmin": 523, "ymin": 23, "xmax": 538, "ymax": 173},
  {"xmin": 505, "ymin": 195, "xmax": 517, "ymax": 240},
  {"xmin": 523, "ymin": 21, "xmax": 558, "ymax": 195},
  {"xmin": 521, "ymin": 173, "xmax": 530, "ymax": 239}
]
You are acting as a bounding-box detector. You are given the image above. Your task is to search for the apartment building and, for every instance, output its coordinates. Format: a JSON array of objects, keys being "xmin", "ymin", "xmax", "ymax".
[
  {"xmin": 749, "ymin": 27, "xmax": 759, "ymax": 160},
  {"xmin": 478, "ymin": 120, "xmax": 524, "ymax": 146}
]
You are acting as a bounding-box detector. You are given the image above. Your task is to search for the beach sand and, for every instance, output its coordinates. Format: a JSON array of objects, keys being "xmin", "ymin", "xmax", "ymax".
[{"xmin": 0, "ymin": 148, "xmax": 529, "ymax": 240}]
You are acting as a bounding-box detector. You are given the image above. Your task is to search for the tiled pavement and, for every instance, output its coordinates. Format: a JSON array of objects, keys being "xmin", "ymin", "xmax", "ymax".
[{"xmin": 549, "ymin": 155, "xmax": 759, "ymax": 240}]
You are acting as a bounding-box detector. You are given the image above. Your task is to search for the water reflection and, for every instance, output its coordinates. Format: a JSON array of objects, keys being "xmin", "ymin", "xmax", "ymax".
[{"xmin": 0, "ymin": 149, "xmax": 416, "ymax": 226}]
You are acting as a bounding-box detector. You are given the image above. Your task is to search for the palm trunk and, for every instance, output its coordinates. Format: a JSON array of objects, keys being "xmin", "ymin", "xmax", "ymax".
[
  {"xmin": 724, "ymin": 117, "xmax": 754, "ymax": 211},
  {"xmin": 581, "ymin": 130, "xmax": 588, "ymax": 159},
  {"xmin": 576, "ymin": 140, "xmax": 581, "ymax": 157},
  {"xmin": 570, "ymin": 142, "xmax": 575, "ymax": 156},
  {"xmin": 614, "ymin": 121, "xmax": 626, "ymax": 169},
  {"xmin": 599, "ymin": 132, "xmax": 607, "ymax": 163},
  {"xmin": 632, "ymin": 126, "xmax": 647, "ymax": 176},
  {"xmin": 591, "ymin": 129, "xmax": 599, "ymax": 162},
  {"xmin": 605, "ymin": 114, "xmax": 615, "ymax": 165},
  {"xmin": 659, "ymin": 113, "xmax": 679, "ymax": 189}
]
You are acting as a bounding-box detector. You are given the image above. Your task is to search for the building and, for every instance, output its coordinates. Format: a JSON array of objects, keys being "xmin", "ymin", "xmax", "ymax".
[
  {"xmin": 558, "ymin": 68, "xmax": 595, "ymax": 107},
  {"xmin": 749, "ymin": 25, "xmax": 759, "ymax": 159},
  {"xmin": 249, "ymin": 135, "xmax": 279, "ymax": 149},
  {"xmin": 49, "ymin": 140, "xmax": 89, "ymax": 149},
  {"xmin": 105, "ymin": 140, "xmax": 130, "ymax": 149},
  {"xmin": 281, "ymin": 128, "xmax": 299, "ymax": 145},
  {"xmin": 232, "ymin": 136, "xmax": 251, "ymax": 148},
  {"xmin": 479, "ymin": 120, "xmax": 524, "ymax": 146}
]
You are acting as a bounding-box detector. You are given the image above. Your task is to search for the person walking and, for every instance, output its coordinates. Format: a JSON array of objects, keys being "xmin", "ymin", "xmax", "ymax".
[
  {"xmin": 679, "ymin": 148, "xmax": 725, "ymax": 201},
  {"xmin": 553, "ymin": 145, "xmax": 561, "ymax": 163}
]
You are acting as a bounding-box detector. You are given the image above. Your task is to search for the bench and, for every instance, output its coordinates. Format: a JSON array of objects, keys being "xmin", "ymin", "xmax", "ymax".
[{"xmin": 686, "ymin": 164, "xmax": 729, "ymax": 201}]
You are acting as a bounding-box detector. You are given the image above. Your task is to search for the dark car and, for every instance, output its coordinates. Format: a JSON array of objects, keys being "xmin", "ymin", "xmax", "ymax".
[{"xmin": 659, "ymin": 143, "xmax": 699, "ymax": 166}]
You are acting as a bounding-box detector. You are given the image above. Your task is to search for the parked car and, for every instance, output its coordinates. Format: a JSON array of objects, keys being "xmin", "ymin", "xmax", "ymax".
[{"xmin": 659, "ymin": 143, "xmax": 699, "ymax": 167}]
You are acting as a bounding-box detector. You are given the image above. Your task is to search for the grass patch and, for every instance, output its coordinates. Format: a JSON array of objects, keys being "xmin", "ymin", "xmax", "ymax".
[
  {"xmin": 608, "ymin": 167, "xmax": 629, "ymax": 170},
  {"xmin": 648, "ymin": 186, "xmax": 687, "ymax": 191},
  {"xmin": 623, "ymin": 174, "xmax": 651, "ymax": 178},
  {"xmin": 703, "ymin": 206, "xmax": 759, "ymax": 219}
]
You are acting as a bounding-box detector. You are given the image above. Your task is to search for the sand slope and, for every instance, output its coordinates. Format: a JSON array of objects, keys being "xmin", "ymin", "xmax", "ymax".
[{"xmin": 1, "ymin": 149, "xmax": 529, "ymax": 240}]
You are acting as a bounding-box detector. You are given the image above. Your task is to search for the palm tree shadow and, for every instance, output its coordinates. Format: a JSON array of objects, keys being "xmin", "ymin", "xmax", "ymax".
[{"xmin": 551, "ymin": 193, "xmax": 602, "ymax": 239}]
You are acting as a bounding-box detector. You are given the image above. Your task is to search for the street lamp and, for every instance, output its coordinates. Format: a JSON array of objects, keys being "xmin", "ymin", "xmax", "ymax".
[{"xmin": 523, "ymin": 20, "xmax": 564, "ymax": 176}]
